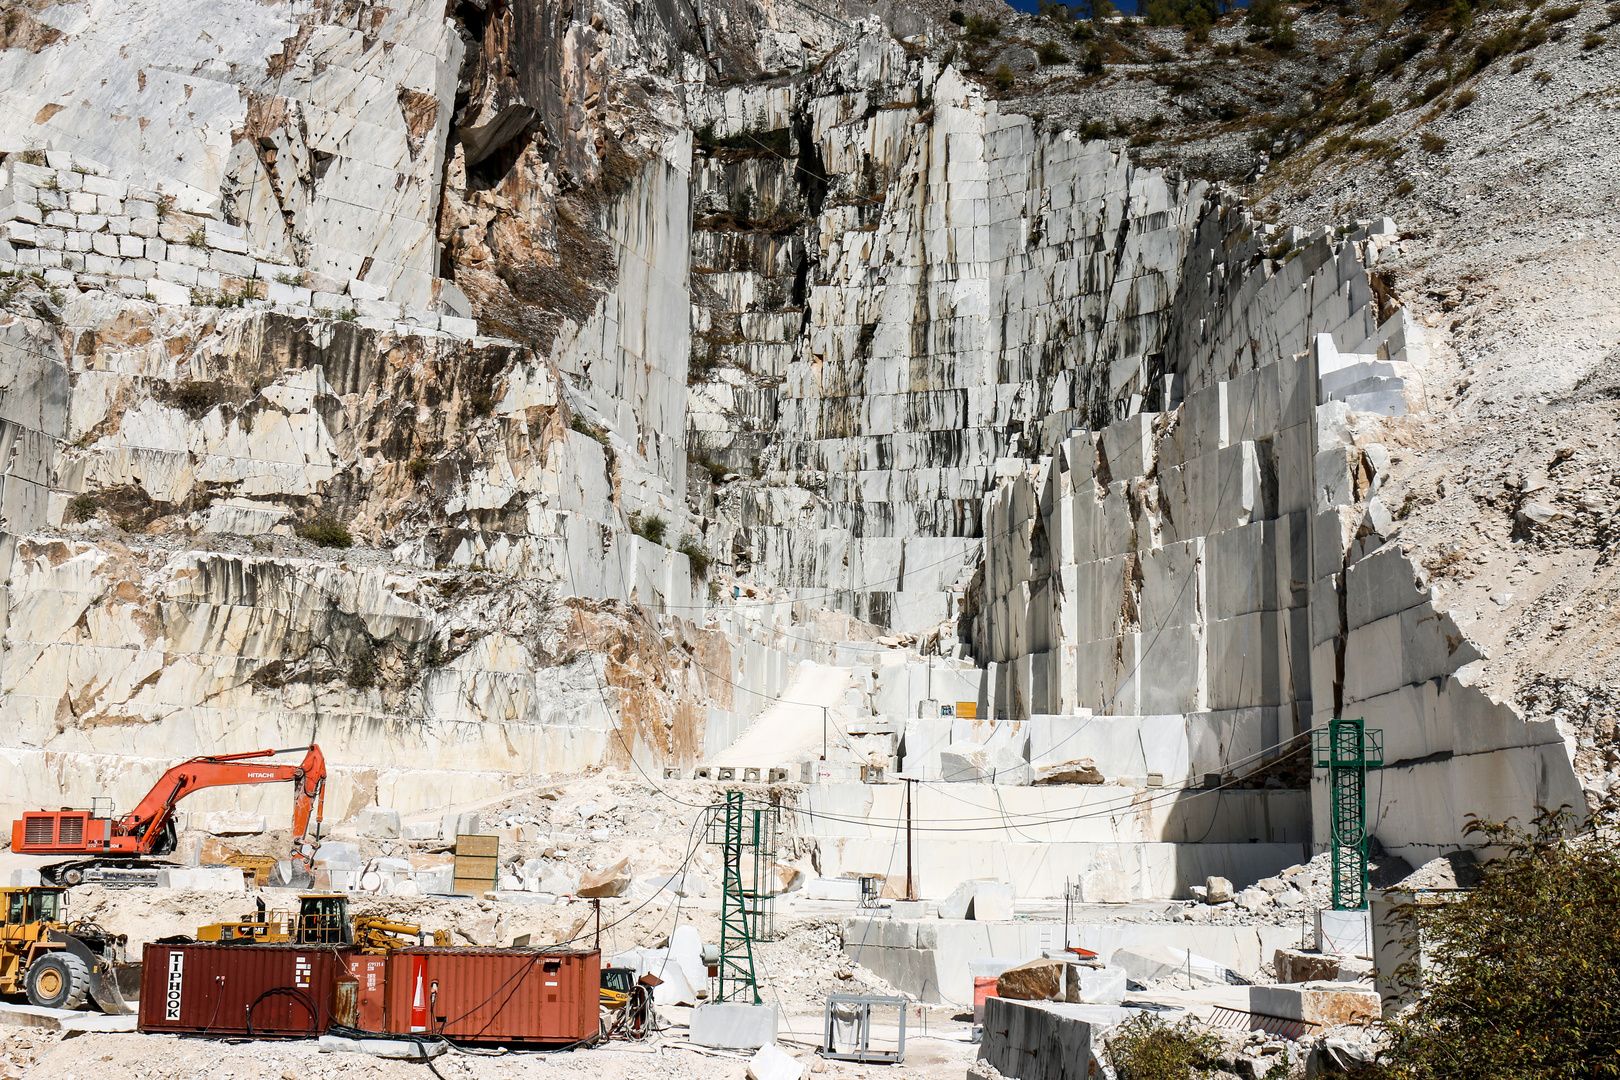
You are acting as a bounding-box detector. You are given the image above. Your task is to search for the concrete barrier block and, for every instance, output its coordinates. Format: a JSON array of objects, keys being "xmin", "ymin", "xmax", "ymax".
[{"xmin": 691, "ymin": 1003, "xmax": 778, "ymax": 1049}]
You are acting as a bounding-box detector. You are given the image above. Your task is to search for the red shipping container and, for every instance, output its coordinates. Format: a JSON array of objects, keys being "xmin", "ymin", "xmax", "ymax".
[
  {"xmin": 338, "ymin": 953, "xmax": 389, "ymax": 1032},
  {"xmin": 383, "ymin": 947, "xmax": 600, "ymax": 1045},
  {"xmin": 138, "ymin": 942, "xmax": 354, "ymax": 1037}
]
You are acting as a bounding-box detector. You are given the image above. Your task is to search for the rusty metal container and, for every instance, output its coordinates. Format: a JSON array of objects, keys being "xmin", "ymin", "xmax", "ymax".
[
  {"xmin": 342, "ymin": 953, "xmax": 389, "ymax": 1031},
  {"xmin": 138, "ymin": 942, "xmax": 355, "ymax": 1037},
  {"xmin": 383, "ymin": 947, "xmax": 600, "ymax": 1044}
]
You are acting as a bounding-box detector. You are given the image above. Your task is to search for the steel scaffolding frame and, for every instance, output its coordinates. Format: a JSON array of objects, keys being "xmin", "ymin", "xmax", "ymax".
[
  {"xmin": 706, "ymin": 790, "xmax": 778, "ymax": 1003},
  {"xmin": 1312, "ymin": 717, "xmax": 1384, "ymax": 910}
]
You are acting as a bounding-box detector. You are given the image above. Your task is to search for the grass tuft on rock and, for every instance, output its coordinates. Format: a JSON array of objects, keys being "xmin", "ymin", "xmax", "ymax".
[{"xmin": 297, "ymin": 515, "xmax": 354, "ymax": 548}]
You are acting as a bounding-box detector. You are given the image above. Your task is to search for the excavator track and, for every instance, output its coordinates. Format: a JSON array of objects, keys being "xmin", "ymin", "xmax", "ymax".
[{"xmin": 42, "ymin": 859, "xmax": 177, "ymax": 888}]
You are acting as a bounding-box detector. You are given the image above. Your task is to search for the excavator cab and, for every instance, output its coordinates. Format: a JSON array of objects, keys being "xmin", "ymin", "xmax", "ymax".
[{"xmin": 297, "ymin": 894, "xmax": 353, "ymax": 945}]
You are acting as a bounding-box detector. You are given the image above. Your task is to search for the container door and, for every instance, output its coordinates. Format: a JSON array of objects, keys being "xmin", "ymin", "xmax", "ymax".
[{"xmin": 356, "ymin": 955, "xmax": 388, "ymax": 1031}]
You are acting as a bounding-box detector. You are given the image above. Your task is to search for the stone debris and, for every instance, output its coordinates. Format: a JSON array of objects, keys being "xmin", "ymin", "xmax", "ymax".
[
  {"xmin": 994, "ymin": 958, "xmax": 1066, "ymax": 1001},
  {"xmin": 746, "ymin": 1043, "xmax": 805, "ymax": 1080},
  {"xmin": 578, "ymin": 857, "xmax": 634, "ymax": 898},
  {"xmin": 1030, "ymin": 759, "xmax": 1105, "ymax": 786}
]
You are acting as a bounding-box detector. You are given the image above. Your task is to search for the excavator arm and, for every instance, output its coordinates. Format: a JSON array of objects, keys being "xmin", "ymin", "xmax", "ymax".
[{"xmin": 118, "ymin": 745, "xmax": 327, "ymax": 871}]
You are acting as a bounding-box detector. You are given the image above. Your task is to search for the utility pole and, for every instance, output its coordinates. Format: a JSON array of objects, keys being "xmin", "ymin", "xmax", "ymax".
[
  {"xmin": 822, "ymin": 705, "xmax": 828, "ymax": 763},
  {"xmin": 903, "ymin": 777, "xmax": 916, "ymax": 901}
]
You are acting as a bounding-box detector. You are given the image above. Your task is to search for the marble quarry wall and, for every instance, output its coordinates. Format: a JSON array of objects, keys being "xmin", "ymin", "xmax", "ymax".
[
  {"xmin": 0, "ymin": 0, "xmax": 462, "ymax": 309},
  {"xmin": 964, "ymin": 198, "xmax": 1583, "ymax": 864},
  {"xmin": 0, "ymin": 2, "xmax": 1584, "ymax": 871},
  {"xmin": 0, "ymin": 0, "xmax": 799, "ymax": 825},
  {"xmin": 691, "ymin": 47, "xmax": 1210, "ymax": 633}
]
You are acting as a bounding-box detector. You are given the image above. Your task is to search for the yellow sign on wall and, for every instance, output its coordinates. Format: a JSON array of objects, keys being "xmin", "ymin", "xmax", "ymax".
[{"xmin": 956, "ymin": 702, "xmax": 978, "ymax": 720}]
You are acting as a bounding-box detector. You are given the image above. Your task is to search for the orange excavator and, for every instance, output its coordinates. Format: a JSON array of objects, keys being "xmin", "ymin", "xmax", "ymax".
[{"xmin": 11, "ymin": 745, "xmax": 327, "ymax": 888}]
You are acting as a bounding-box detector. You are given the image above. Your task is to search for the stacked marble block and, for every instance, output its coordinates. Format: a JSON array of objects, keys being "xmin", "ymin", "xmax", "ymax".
[
  {"xmin": 969, "ymin": 203, "xmax": 1423, "ymax": 726},
  {"xmin": 0, "ymin": 155, "xmax": 476, "ymax": 337},
  {"xmin": 971, "ymin": 354, "xmax": 1315, "ymax": 734}
]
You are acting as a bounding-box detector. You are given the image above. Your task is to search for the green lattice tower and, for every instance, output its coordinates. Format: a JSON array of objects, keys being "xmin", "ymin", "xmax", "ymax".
[
  {"xmin": 711, "ymin": 790, "xmax": 765, "ymax": 1003},
  {"xmin": 1312, "ymin": 718, "xmax": 1384, "ymax": 910}
]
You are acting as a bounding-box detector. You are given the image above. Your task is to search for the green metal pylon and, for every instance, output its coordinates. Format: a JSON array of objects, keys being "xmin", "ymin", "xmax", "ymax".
[
  {"xmin": 714, "ymin": 790, "xmax": 761, "ymax": 1003},
  {"xmin": 1311, "ymin": 717, "xmax": 1384, "ymax": 910}
]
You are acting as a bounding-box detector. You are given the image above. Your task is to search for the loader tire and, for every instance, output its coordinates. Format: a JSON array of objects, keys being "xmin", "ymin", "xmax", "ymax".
[{"xmin": 26, "ymin": 952, "xmax": 90, "ymax": 1010}]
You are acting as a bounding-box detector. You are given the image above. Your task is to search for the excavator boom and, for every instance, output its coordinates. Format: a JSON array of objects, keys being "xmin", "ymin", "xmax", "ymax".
[{"xmin": 11, "ymin": 745, "xmax": 327, "ymax": 881}]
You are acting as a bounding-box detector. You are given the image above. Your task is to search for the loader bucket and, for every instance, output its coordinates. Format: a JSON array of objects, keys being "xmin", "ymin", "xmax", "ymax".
[{"xmin": 90, "ymin": 960, "xmax": 135, "ymax": 1015}]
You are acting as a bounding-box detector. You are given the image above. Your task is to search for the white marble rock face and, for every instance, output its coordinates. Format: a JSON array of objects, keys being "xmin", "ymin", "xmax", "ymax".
[{"xmin": 0, "ymin": 8, "xmax": 1580, "ymax": 872}]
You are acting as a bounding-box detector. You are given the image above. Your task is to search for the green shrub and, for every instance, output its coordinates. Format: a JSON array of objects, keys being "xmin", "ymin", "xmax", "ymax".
[
  {"xmin": 1372, "ymin": 799, "xmax": 1620, "ymax": 1079},
  {"xmin": 1584, "ymin": 31, "xmax": 1607, "ymax": 47},
  {"xmin": 630, "ymin": 512, "xmax": 667, "ymax": 545},
  {"xmin": 70, "ymin": 493, "xmax": 99, "ymax": 522},
  {"xmin": 1081, "ymin": 42, "xmax": 1107, "ymax": 74},
  {"xmin": 1420, "ymin": 131, "xmax": 1448, "ymax": 151},
  {"xmin": 992, "ymin": 63, "xmax": 1015, "ymax": 90},
  {"xmin": 962, "ymin": 14, "xmax": 1000, "ymax": 40},
  {"xmin": 571, "ymin": 413, "xmax": 609, "ymax": 447},
  {"xmin": 406, "ymin": 457, "xmax": 432, "ymax": 481},
  {"xmin": 1452, "ymin": 89, "xmax": 1477, "ymax": 108},
  {"xmin": 297, "ymin": 515, "xmax": 354, "ymax": 548},
  {"xmin": 1246, "ymin": 0, "xmax": 1286, "ymax": 31},
  {"xmin": 185, "ymin": 228, "xmax": 206, "ymax": 247},
  {"xmin": 1543, "ymin": 3, "xmax": 1579, "ymax": 20},
  {"xmin": 1105, "ymin": 1015, "xmax": 1221, "ymax": 1080},
  {"xmin": 1037, "ymin": 39, "xmax": 1068, "ymax": 64},
  {"xmin": 1364, "ymin": 99, "xmax": 1394, "ymax": 124},
  {"xmin": 948, "ymin": 7, "xmax": 965, "ymax": 23},
  {"xmin": 1395, "ymin": 179, "xmax": 1417, "ymax": 195},
  {"xmin": 678, "ymin": 535, "xmax": 713, "ymax": 576}
]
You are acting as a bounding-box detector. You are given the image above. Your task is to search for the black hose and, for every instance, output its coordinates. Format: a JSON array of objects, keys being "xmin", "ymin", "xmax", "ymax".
[{"xmin": 245, "ymin": 986, "xmax": 319, "ymax": 1038}]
